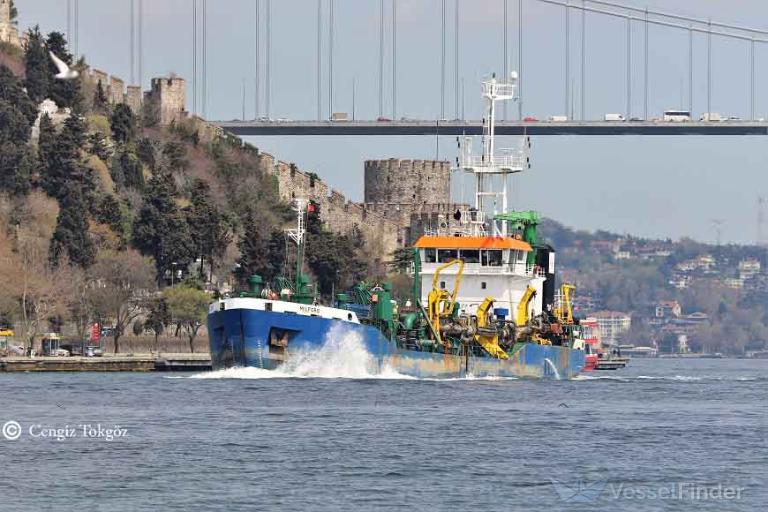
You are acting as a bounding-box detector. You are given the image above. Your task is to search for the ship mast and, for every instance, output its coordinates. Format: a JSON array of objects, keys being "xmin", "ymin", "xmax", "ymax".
[
  {"xmin": 458, "ymin": 72, "xmax": 528, "ymax": 236},
  {"xmin": 287, "ymin": 198, "xmax": 307, "ymax": 292}
]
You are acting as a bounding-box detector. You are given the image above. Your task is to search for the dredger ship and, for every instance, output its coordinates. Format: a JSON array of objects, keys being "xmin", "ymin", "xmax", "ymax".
[{"xmin": 208, "ymin": 74, "xmax": 587, "ymax": 379}]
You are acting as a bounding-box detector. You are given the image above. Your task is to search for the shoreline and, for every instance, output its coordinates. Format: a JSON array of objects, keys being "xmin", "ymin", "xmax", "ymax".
[{"xmin": 0, "ymin": 353, "xmax": 212, "ymax": 372}]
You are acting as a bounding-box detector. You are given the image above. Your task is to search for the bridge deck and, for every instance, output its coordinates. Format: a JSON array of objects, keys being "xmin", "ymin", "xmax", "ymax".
[{"xmin": 214, "ymin": 120, "xmax": 768, "ymax": 136}]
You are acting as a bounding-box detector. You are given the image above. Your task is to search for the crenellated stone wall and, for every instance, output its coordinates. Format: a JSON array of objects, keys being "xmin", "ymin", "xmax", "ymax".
[
  {"xmin": 364, "ymin": 159, "xmax": 451, "ymax": 205},
  {"xmin": 262, "ymin": 153, "xmax": 400, "ymax": 256}
]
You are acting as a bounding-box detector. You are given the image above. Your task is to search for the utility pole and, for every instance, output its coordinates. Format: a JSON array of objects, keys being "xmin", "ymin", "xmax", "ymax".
[{"xmin": 710, "ymin": 219, "xmax": 725, "ymax": 246}]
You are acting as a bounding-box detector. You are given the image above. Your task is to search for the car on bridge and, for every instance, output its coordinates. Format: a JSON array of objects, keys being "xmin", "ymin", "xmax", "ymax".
[{"xmin": 523, "ymin": 116, "xmax": 538, "ymax": 122}]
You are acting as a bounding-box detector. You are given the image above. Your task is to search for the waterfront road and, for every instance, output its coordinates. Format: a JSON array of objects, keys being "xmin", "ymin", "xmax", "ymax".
[{"xmin": 214, "ymin": 119, "xmax": 768, "ymax": 136}]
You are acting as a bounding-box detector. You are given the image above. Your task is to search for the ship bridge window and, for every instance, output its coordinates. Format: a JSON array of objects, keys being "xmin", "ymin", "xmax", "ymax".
[
  {"xmin": 482, "ymin": 250, "xmax": 502, "ymax": 267},
  {"xmin": 460, "ymin": 249, "xmax": 480, "ymax": 263},
  {"xmin": 423, "ymin": 249, "xmax": 437, "ymax": 263},
  {"xmin": 438, "ymin": 249, "xmax": 458, "ymax": 262}
]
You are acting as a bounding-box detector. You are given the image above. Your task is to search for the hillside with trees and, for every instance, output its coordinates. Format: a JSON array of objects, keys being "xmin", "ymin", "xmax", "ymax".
[
  {"xmin": 540, "ymin": 219, "xmax": 768, "ymax": 355},
  {"xmin": 0, "ymin": 29, "xmax": 371, "ymax": 353}
]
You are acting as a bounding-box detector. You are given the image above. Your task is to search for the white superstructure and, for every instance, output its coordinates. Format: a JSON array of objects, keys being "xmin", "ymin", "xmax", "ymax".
[{"xmin": 417, "ymin": 72, "xmax": 550, "ymax": 322}]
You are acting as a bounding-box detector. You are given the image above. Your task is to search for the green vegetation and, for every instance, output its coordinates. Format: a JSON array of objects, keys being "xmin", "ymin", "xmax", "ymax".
[
  {"xmin": 163, "ymin": 286, "xmax": 209, "ymax": 353},
  {"xmin": 541, "ymin": 219, "xmax": 768, "ymax": 355},
  {"xmin": 0, "ymin": 26, "xmax": 376, "ymax": 352}
]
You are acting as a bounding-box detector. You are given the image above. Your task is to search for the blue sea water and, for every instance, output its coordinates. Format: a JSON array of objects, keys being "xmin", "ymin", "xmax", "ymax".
[{"xmin": 0, "ymin": 351, "xmax": 766, "ymax": 511}]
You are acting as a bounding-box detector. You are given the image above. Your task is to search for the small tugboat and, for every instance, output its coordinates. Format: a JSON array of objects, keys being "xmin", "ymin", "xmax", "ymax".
[{"xmin": 208, "ymin": 73, "xmax": 587, "ymax": 379}]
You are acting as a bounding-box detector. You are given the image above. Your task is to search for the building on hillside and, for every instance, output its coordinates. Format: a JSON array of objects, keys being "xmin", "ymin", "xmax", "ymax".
[
  {"xmin": 593, "ymin": 311, "xmax": 632, "ymax": 346},
  {"xmin": 739, "ymin": 258, "xmax": 761, "ymax": 280},
  {"xmin": 654, "ymin": 300, "xmax": 682, "ymax": 320},
  {"xmin": 0, "ymin": 0, "xmax": 20, "ymax": 48}
]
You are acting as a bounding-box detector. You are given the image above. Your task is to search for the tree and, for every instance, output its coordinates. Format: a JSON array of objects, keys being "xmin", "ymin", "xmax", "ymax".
[
  {"xmin": 88, "ymin": 250, "xmax": 155, "ymax": 354},
  {"xmin": 303, "ymin": 203, "xmax": 368, "ymax": 297},
  {"xmin": 24, "ymin": 26, "xmax": 49, "ymax": 104},
  {"xmin": 235, "ymin": 211, "xmax": 285, "ymax": 286},
  {"xmin": 0, "ymin": 142, "xmax": 33, "ymax": 195},
  {"xmin": 110, "ymin": 103, "xmax": 137, "ymax": 145},
  {"xmin": 137, "ymin": 138, "xmax": 157, "ymax": 170},
  {"xmin": 162, "ymin": 141, "xmax": 188, "ymax": 172},
  {"xmin": 39, "ymin": 114, "xmax": 93, "ymax": 201},
  {"xmin": 110, "ymin": 149, "xmax": 144, "ymax": 190},
  {"xmin": 132, "ymin": 169, "xmax": 194, "ymax": 280},
  {"xmin": 49, "ymin": 185, "xmax": 95, "ymax": 268},
  {"xmin": 1, "ymin": 226, "xmax": 73, "ymax": 352},
  {"xmin": 45, "ymin": 31, "xmax": 81, "ymax": 110},
  {"xmin": 163, "ymin": 286, "xmax": 209, "ymax": 353},
  {"xmin": 145, "ymin": 297, "xmax": 171, "ymax": 352},
  {"xmin": 0, "ymin": 65, "xmax": 37, "ymax": 125},
  {"xmin": 92, "ymin": 80, "xmax": 108, "ymax": 113},
  {"xmin": 185, "ymin": 179, "xmax": 230, "ymax": 281}
]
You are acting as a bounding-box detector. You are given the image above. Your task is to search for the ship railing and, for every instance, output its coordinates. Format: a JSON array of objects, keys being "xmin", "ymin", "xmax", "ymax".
[
  {"xmin": 482, "ymin": 80, "xmax": 517, "ymax": 100},
  {"xmin": 422, "ymin": 263, "xmax": 533, "ymax": 276},
  {"xmin": 459, "ymin": 153, "xmax": 526, "ymax": 172}
]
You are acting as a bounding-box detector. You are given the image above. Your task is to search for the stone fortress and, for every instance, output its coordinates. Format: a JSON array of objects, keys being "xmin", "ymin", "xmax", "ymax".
[
  {"xmin": 1, "ymin": 2, "xmax": 462, "ymax": 260},
  {"xmin": 0, "ymin": 0, "xmax": 20, "ymax": 48},
  {"xmin": 268, "ymin": 157, "xmax": 467, "ymax": 257}
]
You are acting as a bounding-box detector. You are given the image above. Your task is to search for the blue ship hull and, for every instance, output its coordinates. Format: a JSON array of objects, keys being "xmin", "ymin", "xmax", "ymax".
[{"xmin": 207, "ymin": 307, "xmax": 585, "ymax": 379}]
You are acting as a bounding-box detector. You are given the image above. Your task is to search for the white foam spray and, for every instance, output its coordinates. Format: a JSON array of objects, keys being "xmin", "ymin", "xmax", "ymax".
[{"xmin": 187, "ymin": 323, "xmax": 414, "ymax": 380}]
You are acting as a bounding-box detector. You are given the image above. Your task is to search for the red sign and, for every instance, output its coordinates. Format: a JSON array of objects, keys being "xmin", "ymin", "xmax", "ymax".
[{"xmin": 90, "ymin": 323, "xmax": 100, "ymax": 343}]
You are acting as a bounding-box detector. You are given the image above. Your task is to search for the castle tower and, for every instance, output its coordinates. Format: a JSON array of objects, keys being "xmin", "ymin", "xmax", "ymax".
[
  {"xmin": 364, "ymin": 159, "xmax": 451, "ymax": 205},
  {"xmin": 0, "ymin": 0, "xmax": 21, "ymax": 48},
  {"xmin": 145, "ymin": 76, "xmax": 187, "ymax": 126}
]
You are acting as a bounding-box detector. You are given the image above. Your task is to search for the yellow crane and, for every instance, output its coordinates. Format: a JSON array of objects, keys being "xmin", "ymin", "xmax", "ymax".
[
  {"xmin": 553, "ymin": 283, "xmax": 576, "ymax": 325},
  {"xmin": 516, "ymin": 286, "xmax": 537, "ymax": 327},
  {"xmin": 427, "ymin": 259, "xmax": 464, "ymax": 345},
  {"xmin": 474, "ymin": 297, "xmax": 509, "ymax": 359}
]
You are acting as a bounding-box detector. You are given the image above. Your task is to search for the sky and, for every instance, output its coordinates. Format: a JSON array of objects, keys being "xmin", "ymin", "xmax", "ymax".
[{"xmin": 14, "ymin": 0, "xmax": 768, "ymax": 244}]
